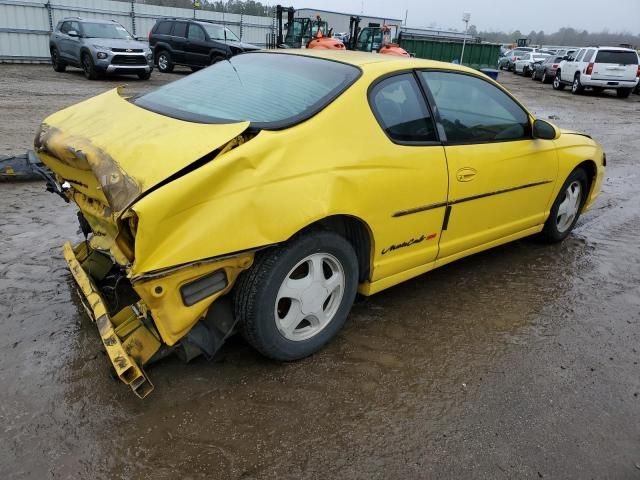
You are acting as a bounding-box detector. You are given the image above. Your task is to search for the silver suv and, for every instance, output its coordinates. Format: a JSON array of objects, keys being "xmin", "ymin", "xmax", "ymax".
[{"xmin": 50, "ymin": 17, "xmax": 154, "ymax": 80}]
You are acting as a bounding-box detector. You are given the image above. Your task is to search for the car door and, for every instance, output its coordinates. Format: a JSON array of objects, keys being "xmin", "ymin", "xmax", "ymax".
[
  {"xmin": 186, "ymin": 23, "xmax": 210, "ymax": 66},
  {"xmin": 419, "ymin": 70, "xmax": 558, "ymax": 261},
  {"xmin": 66, "ymin": 21, "xmax": 83, "ymax": 62},
  {"xmin": 562, "ymin": 48, "xmax": 583, "ymax": 81},
  {"xmin": 170, "ymin": 22, "xmax": 188, "ymax": 63},
  {"xmin": 366, "ymin": 72, "xmax": 449, "ymax": 281},
  {"xmin": 57, "ymin": 21, "xmax": 75, "ymax": 61}
]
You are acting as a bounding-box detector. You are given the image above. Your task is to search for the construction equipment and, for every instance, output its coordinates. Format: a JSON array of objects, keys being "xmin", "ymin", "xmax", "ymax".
[
  {"xmin": 275, "ymin": 5, "xmax": 335, "ymax": 48},
  {"xmin": 348, "ymin": 17, "xmax": 409, "ymax": 57},
  {"xmin": 307, "ymin": 15, "xmax": 345, "ymax": 50}
]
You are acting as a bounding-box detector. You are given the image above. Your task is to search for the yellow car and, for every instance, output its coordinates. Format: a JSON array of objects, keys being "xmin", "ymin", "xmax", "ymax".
[{"xmin": 35, "ymin": 50, "xmax": 605, "ymax": 397}]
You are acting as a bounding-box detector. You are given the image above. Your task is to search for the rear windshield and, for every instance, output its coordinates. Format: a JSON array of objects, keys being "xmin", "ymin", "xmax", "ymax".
[
  {"xmin": 134, "ymin": 53, "xmax": 361, "ymax": 128},
  {"xmin": 595, "ymin": 50, "xmax": 638, "ymax": 65}
]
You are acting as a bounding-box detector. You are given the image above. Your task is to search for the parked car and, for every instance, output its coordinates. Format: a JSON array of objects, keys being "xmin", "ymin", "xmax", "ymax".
[
  {"xmin": 149, "ymin": 18, "xmax": 260, "ymax": 73},
  {"xmin": 34, "ymin": 51, "xmax": 605, "ymax": 397},
  {"xmin": 49, "ymin": 18, "xmax": 153, "ymax": 80},
  {"xmin": 514, "ymin": 53, "xmax": 551, "ymax": 76},
  {"xmin": 497, "ymin": 49, "xmax": 512, "ymax": 70},
  {"xmin": 554, "ymin": 46, "xmax": 640, "ymax": 97},
  {"xmin": 532, "ymin": 55, "xmax": 564, "ymax": 83},
  {"xmin": 555, "ymin": 48, "xmax": 577, "ymax": 58},
  {"xmin": 504, "ymin": 47, "xmax": 536, "ymax": 71}
]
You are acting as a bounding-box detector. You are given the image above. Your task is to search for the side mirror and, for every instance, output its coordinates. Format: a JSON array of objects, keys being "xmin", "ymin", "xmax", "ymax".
[
  {"xmin": 68, "ymin": 30, "xmax": 79, "ymax": 37},
  {"xmin": 533, "ymin": 119, "xmax": 560, "ymax": 140}
]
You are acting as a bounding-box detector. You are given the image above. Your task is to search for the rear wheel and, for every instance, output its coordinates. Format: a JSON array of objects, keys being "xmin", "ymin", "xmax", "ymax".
[
  {"xmin": 81, "ymin": 53, "xmax": 98, "ymax": 80},
  {"xmin": 571, "ymin": 73, "xmax": 584, "ymax": 94},
  {"xmin": 617, "ymin": 87, "xmax": 632, "ymax": 98},
  {"xmin": 539, "ymin": 168, "xmax": 588, "ymax": 243},
  {"xmin": 234, "ymin": 231, "xmax": 358, "ymax": 361},
  {"xmin": 553, "ymin": 72, "xmax": 565, "ymax": 90},
  {"xmin": 209, "ymin": 55, "xmax": 224, "ymax": 65},
  {"xmin": 156, "ymin": 50, "xmax": 174, "ymax": 73},
  {"xmin": 50, "ymin": 47, "xmax": 66, "ymax": 72}
]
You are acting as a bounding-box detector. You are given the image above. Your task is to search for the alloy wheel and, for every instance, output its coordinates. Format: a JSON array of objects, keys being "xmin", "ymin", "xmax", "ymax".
[
  {"xmin": 274, "ymin": 253, "xmax": 345, "ymax": 342},
  {"xmin": 556, "ymin": 181, "xmax": 582, "ymax": 232},
  {"xmin": 158, "ymin": 54, "xmax": 168, "ymax": 71}
]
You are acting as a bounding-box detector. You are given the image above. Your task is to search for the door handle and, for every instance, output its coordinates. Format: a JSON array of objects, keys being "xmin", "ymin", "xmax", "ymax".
[{"xmin": 456, "ymin": 167, "xmax": 477, "ymax": 182}]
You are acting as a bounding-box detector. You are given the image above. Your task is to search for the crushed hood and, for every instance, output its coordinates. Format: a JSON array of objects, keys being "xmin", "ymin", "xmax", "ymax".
[{"xmin": 35, "ymin": 87, "xmax": 249, "ymax": 214}]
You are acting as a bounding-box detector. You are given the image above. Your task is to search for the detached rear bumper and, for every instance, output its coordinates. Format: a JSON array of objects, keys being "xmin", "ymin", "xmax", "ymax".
[{"xmin": 63, "ymin": 241, "xmax": 155, "ymax": 398}]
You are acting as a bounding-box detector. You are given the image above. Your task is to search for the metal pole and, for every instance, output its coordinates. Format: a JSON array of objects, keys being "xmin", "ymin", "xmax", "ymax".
[
  {"xmin": 130, "ymin": 0, "xmax": 136, "ymax": 36},
  {"xmin": 45, "ymin": 1, "xmax": 54, "ymax": 32},
  {"xmin": 460, "ymin": 20, "xmax": 468, "ymax": 64}
]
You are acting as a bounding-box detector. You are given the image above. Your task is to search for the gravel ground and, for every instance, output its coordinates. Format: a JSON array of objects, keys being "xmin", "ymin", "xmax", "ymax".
[{"xmin": 1, "ymin": 64, "xmax": 640, "ymax": 479}]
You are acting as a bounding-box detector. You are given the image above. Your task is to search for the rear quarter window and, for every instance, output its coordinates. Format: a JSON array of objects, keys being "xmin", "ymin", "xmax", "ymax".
[
  {"xmin": 155, "ymin": 21, "xmax": 172, "ymax": 35},
  {"xmin": 595, "ymin": 50, "xmax": 639, "ymax": 65}
]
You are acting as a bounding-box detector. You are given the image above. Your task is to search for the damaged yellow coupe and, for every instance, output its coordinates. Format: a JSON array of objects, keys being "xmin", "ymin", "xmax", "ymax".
[{"xmin": 35, "ymin": 50, "xmax": 604, "ymax": 397}]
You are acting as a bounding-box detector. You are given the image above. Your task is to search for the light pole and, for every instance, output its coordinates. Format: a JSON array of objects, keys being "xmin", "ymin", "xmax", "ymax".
[{"xmin": 460, "ymin": 12, "xmax": 471, "ymax": 65}]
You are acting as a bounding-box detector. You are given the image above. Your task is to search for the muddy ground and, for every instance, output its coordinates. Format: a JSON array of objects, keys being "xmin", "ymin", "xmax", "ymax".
[{"xmin": 1, "ymin": 64, "xmax": 639, "ymax": 479}]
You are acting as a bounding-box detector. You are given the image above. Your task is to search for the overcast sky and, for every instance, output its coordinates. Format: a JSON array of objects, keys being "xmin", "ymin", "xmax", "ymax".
[{"xmin": 286, "ymin": 0, "xmax": 640, "ymax": 34}]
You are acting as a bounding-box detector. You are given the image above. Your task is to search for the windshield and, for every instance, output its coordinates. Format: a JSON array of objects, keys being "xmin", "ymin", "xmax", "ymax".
[
  {"xmin": 133, "ymin": 53, "xmax": 361, "ymax": 128},
  {"xmin": 201, "ymin": 24, "xmax": 240, "ymax": 42},
  {"xmin": 82, "ymin": 22, "xmax": 131, "ymax": 39}
]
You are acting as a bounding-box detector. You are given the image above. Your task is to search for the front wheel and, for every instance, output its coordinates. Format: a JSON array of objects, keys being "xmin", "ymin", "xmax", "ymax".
[
  {"xmin": 539, "ymin": 168, "xmax": 588, "ymax": 243},
  {"xmin": 234, "ymin": 231, "xmax": 359, "ymax": 361},
  {"xmin": 541, "ymin": 71, "xmax": 549, "ymax": 83},
  {"xmin": 81, "ymin": 53, "xmax": 98, "ymax": 80}
]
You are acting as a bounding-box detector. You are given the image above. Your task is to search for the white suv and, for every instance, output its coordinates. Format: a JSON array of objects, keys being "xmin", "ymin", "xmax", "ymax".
[{"xmin": 553, "ymin": 46, "xmax": 640, "ymax": 98}]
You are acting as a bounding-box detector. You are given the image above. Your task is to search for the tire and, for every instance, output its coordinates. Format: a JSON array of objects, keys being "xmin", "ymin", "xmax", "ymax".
[
  {"xmin": 156, "ymin": 50, "xmax": 174, "ymax": 73},
  {"xmin": 81, "ymin": 52, "xmax": 98, "ymax": 80},
  {"xmin": 137, "ymin": 71, "xmax": 151, "ymax": 80},
  {"xmin": 616, "ymin": 88, "xmax": 632, "ymax": 98},
  {"xmin": 531, "ymin": 69, "xmax": 538, "ymax": 80},
  {"xmin": 209, "ymin": 55, "xmax": 224, "ymax": 65},
  {"xmin": 539, "ymin": 168, "xmax": 589, "ymax": 243},
  {"xmin": 541, "ymin": 70, "xmax": 549, "ymax": 83},
  {"xmin": 523, "ymin": 66, "xmax": 530, "ymax": 77},
  {"xmin": 234, "ymin": 230, "xmax": 359, "ymax": 361},
  {"xmin": 553, "ymin": 72, "xmax": 565, "ymax": 90},
  {"xmin": 571, "ymin": 73, "xmax": 584, "ymax": 95},
  {"xmin": 50, "ymin": 47, "xmax": 66, "ymax": 72}
]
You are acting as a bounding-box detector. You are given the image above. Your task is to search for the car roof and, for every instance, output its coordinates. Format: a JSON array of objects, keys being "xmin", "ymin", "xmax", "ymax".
[
  {"xmin": 273, "ymin": 49, "xmax": 479, "ymax": 74},
  {"xmin": 61, "ymin": 17, "xmax": 117, "ymax": 25},
  {"xmin": 594, "ymin": 46, "xmax": 637, "ymax": 51}
]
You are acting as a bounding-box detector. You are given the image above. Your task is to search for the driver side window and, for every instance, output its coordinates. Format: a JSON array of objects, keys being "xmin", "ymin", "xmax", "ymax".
[
  {"xmin": 420, "ymin": 71, "xmax": 530, "ymax": 144},
  {"xmin": 188, "ymin": 24, "xmax": 206, "ymax": 41}
]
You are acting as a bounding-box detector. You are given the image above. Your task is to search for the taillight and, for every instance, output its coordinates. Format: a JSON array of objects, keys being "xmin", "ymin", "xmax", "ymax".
[
  {"xmin": 637, "ymin": 65, "xmax": 640, "ymax": 78},
  {"xmin": 586, "ymin": 63, "xmax": 594, "ymax": 75},
  {"xmin": 552, "ymin": 64, "xmax": 558, "ymax": 69},
  {"xmin": 148, "ymin": 30, "xmax": 151, "ymax": 41}
]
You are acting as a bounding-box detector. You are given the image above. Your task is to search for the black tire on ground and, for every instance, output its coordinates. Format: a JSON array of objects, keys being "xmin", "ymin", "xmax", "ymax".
[
  {"xmin": 539, "ymin": 168, "xmax": 589, "ymax": 243},
  {"xmin": 541, "ymin": 70, "xmax": 548, "ymax": 83},
  {"xmin": 571, "ymin": 73, "xmax": 584, "ymax": 95},
  {"xmin": 156, "ymin": 50, "xmax": 174, "ymax": 73},
  {"xmin": 531, "ymin": 69, "xmax": 538, "ymax": 80},
  {"xmin": 81, "ymin": 53, "xmax": 99, "ymax": 80},
  {"xmin": 209, "ymin": 55, "xmax": 224, "ymax": 65},
  {"xmin": 523, "ymin": 66, "xmax": 530, "ymax": 77},
  {"xmin": 553, "ymin": 71, "xmax": 565, "ymax": 90},
  {"xmin": 137, "ymin": 71, "xmax": 151, "ymax": 80},
  {"xmin": 50, "ymin": 48, "xmax": 66, "ymax": 72},
  {"xmin": 234, "ymin": 230, "xmax": 359, "ymax": 361},
  {"xmin": 616, "ymin": 88, "xmax": 632, "ymax": 98}
]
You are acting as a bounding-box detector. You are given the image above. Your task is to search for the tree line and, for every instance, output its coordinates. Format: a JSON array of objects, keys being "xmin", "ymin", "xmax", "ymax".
[
  {"xmin": 129, "ymin": 0, "xmax": 275, "ymax": 16},
  {"xmin": 469, "ymin": 26, "xmax": 639, "ymax": 48}
]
